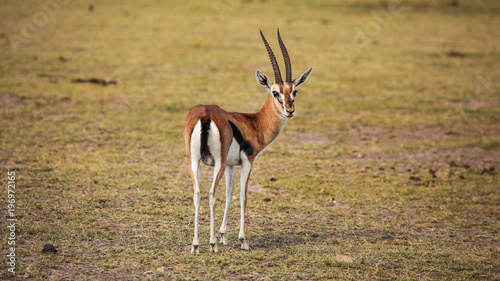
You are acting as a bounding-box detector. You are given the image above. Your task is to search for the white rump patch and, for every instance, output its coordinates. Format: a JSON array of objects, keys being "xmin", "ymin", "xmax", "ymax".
[{"xmin": 190, "ymin": 120, "xmax": 202, "ymax": 162}]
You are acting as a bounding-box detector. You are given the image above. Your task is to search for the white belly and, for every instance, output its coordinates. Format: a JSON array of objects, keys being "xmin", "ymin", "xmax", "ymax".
[{"xmin": 226, "ymin": 138, "xmax": 242, "ymax": 166}]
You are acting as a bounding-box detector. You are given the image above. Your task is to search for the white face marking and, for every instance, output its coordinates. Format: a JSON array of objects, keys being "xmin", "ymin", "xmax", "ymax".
[
  {"xmin": 270, "ymin": 84, "xmax": 284, "ymax": 103},
  {"xmin": 270, "ymin": 84, "xmax": 297, "ymax": 119},
  {"xmin": 270, "ymin": 84, "xmax": 286, "ymax": 118},
  {"xmin": 291, "ymin": 85, "xmax": 297, "ymax": 101}
]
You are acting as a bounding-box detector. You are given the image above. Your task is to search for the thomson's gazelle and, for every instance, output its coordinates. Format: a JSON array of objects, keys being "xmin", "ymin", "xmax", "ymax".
[{"xmin": 183, "ymin": 29, "xmax": 312, "ymax": 253}]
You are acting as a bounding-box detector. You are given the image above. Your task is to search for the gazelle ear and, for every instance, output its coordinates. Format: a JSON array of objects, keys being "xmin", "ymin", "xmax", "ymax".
[
  {"xmin": 256, "ymin": 69, "xmax": 272, "ymax": 93},
  {"xmin": 293, "ymin": 67, "xmax": 313, "ymax": 88}
]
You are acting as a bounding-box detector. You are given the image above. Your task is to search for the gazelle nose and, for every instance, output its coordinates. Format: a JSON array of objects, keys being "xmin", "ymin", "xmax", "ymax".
[{"xmin": 287, "ymin": 109, "xmax": 295, "ymax": 114}]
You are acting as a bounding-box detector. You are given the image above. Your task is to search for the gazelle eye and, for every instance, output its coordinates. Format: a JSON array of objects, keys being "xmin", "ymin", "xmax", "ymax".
[{"xmin": 271, "ymin": 91, "xmax": 283, "ymax": 103}]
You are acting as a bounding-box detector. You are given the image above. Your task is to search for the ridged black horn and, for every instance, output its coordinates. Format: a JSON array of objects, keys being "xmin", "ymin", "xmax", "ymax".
[
  {"xmin": 260, "ymin": 30, "xmax": 283, "ymax": 84},
  {"xmin": 277, "ymin": 28, "xmax": 292, "ymax": 83}
]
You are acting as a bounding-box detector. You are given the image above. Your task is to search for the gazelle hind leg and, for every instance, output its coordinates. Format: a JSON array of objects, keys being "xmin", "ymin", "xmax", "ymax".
[
  {"xmin": 239, "ymin": 155, "xmax": 252, "ymax": 251},
  {"xmin": 219, "ymin": 165, "xmax": 235, "ymax": 245},
  {"xmin": 208, "ymin": 120, "xmax": 226, "ymax": 252},
  {"xmin": 188, "ymin": 120, "xmax": 203, "ymax": 254},
  {"xmin": 189, "ymin": 157, "xmax": 201, "ymax": 254},
  {"xmin": 209, "ymin": 162, "xmax": 225, "ymax": 252}
]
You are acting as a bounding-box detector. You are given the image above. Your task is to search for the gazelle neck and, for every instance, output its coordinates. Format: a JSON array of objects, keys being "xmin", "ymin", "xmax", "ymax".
[{"xmin": 254, "ymin": 94, "xmax": 287, "ymax": 148}]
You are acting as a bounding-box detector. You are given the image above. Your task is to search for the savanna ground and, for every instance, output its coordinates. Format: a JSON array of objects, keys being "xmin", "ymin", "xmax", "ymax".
[{"xmin": 1, "ymin": 0, "xmax": 499, "ymax": 280}]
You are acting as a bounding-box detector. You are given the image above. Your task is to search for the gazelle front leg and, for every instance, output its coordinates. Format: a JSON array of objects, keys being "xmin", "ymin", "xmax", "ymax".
[
  {"xmin": 239, "ymin": 157, "xmax": 252, "ymax": 251},
  {"xmin": 219, "ymin": 165, "xmax": 235, "ymax": 245}
]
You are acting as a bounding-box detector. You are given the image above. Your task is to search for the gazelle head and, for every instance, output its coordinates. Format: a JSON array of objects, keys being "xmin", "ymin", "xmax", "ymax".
[{"xmin": 256, "ymin": 29, "xmax": 313, "ymax": 119}]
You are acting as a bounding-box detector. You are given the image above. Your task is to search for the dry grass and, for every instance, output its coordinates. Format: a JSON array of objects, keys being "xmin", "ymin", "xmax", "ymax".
[{"xmin": 1, "ymin": 0, "xmax": 499, "ymax": 280}]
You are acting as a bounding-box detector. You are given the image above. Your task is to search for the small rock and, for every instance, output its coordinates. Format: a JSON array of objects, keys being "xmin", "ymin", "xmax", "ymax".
[
  {"xmin": 157, "ymin": 266, "xmax": 173, "ymax": 272},
  {"xmin": 173, "ymin": 264, "xmax": 185, "ymax": 270},
  {"xmin": 269, "ymin": 177, "xmax": 277, "ymax": 182},
  {"xmin": 331, "ymin": 200, "xmax": 350, "ymax": 210},
  {"xmin": 481, "ymin": 167, "xmax": 495, "ymax": 175},
  {"xmin": 41, "ymin": 244, "xmax": 57, "ymax": 254},
  {"xmin": 409, "ymin": 176, "xmax": 421, "ymax": 181},
  {"xmin": 428, "ymin": 169, "xmax": 437, "ymax": 178},
  {"xmin": 248, "ymin": 184, "xmax": 265, "ymax": 193},
  {"xmin": 263, "ymin": 198, "xmax": 271, "ymax": 202},
  {"xmin": 335, "ymin": 255, "xmax": 353, "ymax": 263},
  {"xmin": 447, "ymin": 50, "xmax": 466, "ymax": 58},
  {"xmin": 71, "ymin": 77, "xmax": 117, "ymax": 86}
]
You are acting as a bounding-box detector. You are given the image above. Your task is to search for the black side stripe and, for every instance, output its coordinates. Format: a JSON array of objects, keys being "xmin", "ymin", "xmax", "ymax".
[
  {"xmin": 228, "ymin": 121, "xmax": 254, "ymax": 156},
  {"xmin": 200, "ymin": 118, "xmax": 213, "ymax": 163}
]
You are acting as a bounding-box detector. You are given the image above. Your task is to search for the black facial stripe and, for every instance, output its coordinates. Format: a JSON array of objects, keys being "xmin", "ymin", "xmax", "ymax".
[
  {"xmin": 200, "ymin": 118, "xmax": 214, "ymax": 165},
  {"xmin": 229, "ymin": 121, "xmax": 254, "ymax": 156}
]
